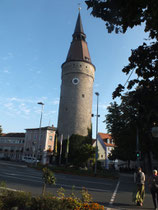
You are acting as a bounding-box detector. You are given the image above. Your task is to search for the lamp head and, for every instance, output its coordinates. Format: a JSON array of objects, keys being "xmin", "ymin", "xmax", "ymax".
[{"xmin": 37, "ymin": 102, "xmax": 44, "ymax": 105}]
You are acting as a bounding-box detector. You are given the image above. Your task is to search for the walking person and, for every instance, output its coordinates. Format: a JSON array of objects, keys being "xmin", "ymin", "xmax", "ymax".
[
  {"xmin": 133, "ymin": 167, "xmax": 145, "ymax": 206},
  {"xmin": 148, "ymin": 169, "xmax": 158, "ymax": 210}
]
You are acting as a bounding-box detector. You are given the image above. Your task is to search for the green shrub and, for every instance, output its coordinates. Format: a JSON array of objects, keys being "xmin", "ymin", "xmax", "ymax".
[
  {"xmin": 0, "ymin": 189, "xmax": 104, "ymax": 210},
  {"xmin": 1, "ymin": 191, "xmax": 32, "ymax": 210},
  {"xmin": 30, "ymin": 196, "xmax": 60, "ymax": 210}
]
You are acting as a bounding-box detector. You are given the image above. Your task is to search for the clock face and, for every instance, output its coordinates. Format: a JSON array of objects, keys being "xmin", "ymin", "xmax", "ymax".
[{"xmin": 72, "ymin": 78, "xmax": 79, "ymax": 85}]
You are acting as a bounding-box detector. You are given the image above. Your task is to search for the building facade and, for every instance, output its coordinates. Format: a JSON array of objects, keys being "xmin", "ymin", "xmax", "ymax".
[
  {"xmin": 93, "ymin": 133, "xmax": 115, "ymax": 169},
  {"xmin": 57, "ymin": 12, "xmax": 95, "ymax": 139},
  {"xmin": 23, "ymin": 126, "xmax": 56, "ymax": 164},
  {"xmin": 0, "ymin": 133, "xmax": 25, "ymax": 161}
]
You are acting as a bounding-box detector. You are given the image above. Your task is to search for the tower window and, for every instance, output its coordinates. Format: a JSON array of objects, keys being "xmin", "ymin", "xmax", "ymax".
[
  {"xmin": 85, "ymin": 57, "xmax": 89, "ymax": 61},
  {"xmin": 82, "ymin": 94, "xmax": 85, "ymax": 98}
]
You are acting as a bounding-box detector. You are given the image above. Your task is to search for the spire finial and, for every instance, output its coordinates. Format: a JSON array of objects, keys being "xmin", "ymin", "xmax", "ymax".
[{"xmin": 78, "ymin": 3, "xmax": 81, "ymax": 12}]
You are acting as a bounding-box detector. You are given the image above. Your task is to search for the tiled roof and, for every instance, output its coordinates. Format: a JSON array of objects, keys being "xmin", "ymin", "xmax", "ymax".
[
  {"xmin": 98, "ymin": 132, "xmax": 115, "ymax": 147},
  {"xmin": 25, "ymin": 126, "xmax": 57, "ymax": 131},
  {"xmin": 98, "ymin": 132, "xmax": 112, "ymax": 140},
  {"xmin": 1, "ymin": 133, "xmax": 25, "ymax": 137},
  {"xmin": 65, "ymin": 12, "xmax": 92, "ymax": 64}
]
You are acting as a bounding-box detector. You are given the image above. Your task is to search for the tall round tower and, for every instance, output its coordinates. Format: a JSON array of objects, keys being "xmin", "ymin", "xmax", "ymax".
[{"xmin": 57, "ymin": 12, "xmax": 95, "ymax": 139}]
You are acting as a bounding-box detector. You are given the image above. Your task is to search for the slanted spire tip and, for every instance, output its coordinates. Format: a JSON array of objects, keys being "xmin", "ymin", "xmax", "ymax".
[{"xmin": 78, "ymin": 3, "xmax": 81, "ymax": 12}]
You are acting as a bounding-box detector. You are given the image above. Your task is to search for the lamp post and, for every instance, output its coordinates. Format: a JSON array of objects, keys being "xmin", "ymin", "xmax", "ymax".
[
  {"xmin": 136, "ymin": 127, "xmax": 140, "ymax": 166},
  {"xmin": 37, "ymin": 102, "xmax": 44, "ymax": 162},
  {"xmin": 94, "ymin": 92, "xmax": 100, "ymax": 175}
]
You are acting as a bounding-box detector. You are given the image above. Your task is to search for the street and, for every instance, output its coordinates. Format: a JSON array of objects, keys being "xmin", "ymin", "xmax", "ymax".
[{"xmin": 0, "ymin": 160, "xmax": 154, "ymax": 209}]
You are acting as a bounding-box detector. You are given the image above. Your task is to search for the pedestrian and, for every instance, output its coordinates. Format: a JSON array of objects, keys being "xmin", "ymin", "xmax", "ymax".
[
  {"xmin": 133, "ymin": 167, "xmax": 145, "ymax": 206},
  {"xmin": 148, "ymin": 169, "xmax": 158, "ymax": 210}
]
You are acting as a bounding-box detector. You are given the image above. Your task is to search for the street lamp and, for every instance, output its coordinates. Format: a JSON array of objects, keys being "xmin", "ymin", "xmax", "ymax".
[
  {"xmin": 94, "ymin": 92, "xmax": 100, "ymax": 175},
  {"xmin": 136, "ymin": 127, "xmax": 140, "ymax": 166},
  {"xmin": 36, "ymin": 102, "xmax": 44, "ymax": 162}
]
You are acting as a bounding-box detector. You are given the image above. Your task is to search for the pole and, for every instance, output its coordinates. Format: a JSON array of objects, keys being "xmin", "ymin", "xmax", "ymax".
[
  {"xmin": 36, "ymin": 102, "xmax": 44, "ymax": 163},
  {"xmin": 136, "ymin": 127, "xmax": 139, "ymax": 167},
  {"xmin": 94, "ymin": 92, "xmax": 99, "ymax": 175}
]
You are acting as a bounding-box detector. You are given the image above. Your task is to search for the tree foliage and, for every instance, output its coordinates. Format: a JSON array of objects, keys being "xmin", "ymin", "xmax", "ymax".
[
  {"xmin": 105, "ymin": 98, "xmax": 137, "ymax": 161},
  {"xmin": 85, "ymin": 0, "xmax": 158, "ymax": 96},
  {"xmin": 42, "ymin": 167, "xmax": 56, "ymax": 196},
  {"xmin": 85, "ymin": 0, "xmax": 158, "ymax": 38},
  {"xmin": 0, "ymin": 126, "xmax": 2, "ymax": 135},
  {"xmin": 86, "ymin": 0, "xmax": 158, "ymax": 168},
  {"xmin": 69, "ymin": 134, "xmax": 95, "ymax": 167}
]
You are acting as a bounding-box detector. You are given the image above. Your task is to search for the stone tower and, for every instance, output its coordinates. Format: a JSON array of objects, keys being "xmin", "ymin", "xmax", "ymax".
[{"xmin": 57, "ymin": 11, "xmax": 95, "ymax": 139}]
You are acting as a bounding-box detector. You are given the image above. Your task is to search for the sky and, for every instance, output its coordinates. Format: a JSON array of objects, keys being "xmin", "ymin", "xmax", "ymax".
[{"xmin": 0, "ymin": 0, "xmax": 148, "ymax": 138}]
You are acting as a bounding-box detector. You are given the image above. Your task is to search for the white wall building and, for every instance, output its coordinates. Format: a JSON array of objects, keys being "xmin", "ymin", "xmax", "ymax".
[
  {"xmin": 93, "ymin": 132, "xmax": 115, "ymax": 169},
  {"xmin": 23, "ymin": 126, "xmax": 56, "ymax": 165}
]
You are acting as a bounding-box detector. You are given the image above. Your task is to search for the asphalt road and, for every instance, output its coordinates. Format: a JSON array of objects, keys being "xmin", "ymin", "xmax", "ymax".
[{"xmin": 0, "ymin": 160, "xmax": 155, "ymax": 209}]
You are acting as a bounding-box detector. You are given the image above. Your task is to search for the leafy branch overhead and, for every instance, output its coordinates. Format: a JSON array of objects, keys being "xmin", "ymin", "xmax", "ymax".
[
  {"xmin": 85, "ymin": 0, "xmax": 158, "ymax": 98},
  {"xmin": 85, "ymin": 0, "xmax": 158, "ymax": 39},
  {"xmin": 85, "ymin": 0, "xmax": 158, "ymax": 165}
]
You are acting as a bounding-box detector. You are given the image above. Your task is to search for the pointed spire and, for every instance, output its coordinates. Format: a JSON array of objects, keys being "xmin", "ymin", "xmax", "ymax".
[
  {"xmin": 65, "ymin": 11, "xmax": 92, "ymax": 63},
  {"xmin": 73, "ymin": 12, "xmax": 85, "ymax": 40}
]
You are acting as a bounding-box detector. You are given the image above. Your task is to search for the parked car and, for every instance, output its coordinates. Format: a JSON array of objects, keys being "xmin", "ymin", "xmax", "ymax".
[{"xmin": 22, "ymin": 156, "xmax": 39, "ymax": 163}]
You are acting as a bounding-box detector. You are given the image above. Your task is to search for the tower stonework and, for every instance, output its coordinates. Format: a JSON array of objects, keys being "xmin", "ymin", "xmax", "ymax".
[{"xmin": 57, "ymin": 12, "xmax": 95, "ymax": 138}]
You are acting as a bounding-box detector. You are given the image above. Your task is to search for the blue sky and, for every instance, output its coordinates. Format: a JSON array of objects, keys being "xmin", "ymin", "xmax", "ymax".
[{"xmin": 0, "ymin": 0, "xmax": 148, "ymax": 138}]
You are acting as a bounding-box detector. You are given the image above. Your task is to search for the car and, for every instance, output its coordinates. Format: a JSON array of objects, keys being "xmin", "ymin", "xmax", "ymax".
[{"xmin": 22, "ymin": 156, "xmax": 39, "ymax": 163}]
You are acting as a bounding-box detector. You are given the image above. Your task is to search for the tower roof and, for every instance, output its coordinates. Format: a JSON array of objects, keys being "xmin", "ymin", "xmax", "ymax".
[{"xmin": 65, "ymin": 12, "xmax": 92, "ymax": 64}]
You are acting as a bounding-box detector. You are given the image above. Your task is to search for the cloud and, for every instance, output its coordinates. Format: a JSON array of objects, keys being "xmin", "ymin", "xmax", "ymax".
[
  {"xmin": 99, "ymin": 103, "xmax": 110, "ymax": 110},
  {"xmin": 3, "ymin": 69, "xmax": 10, "ymax": 73},
  {"xmin": 94, "ymin": 83, "xmax": 99, "ymax": 87},
  {"xmin": 52, "ymin": 99, "xmax": 59, "ymax": 105},
  {"xmin": 18, "ymin": 103, "xmax": 30, "ymax": 115},
  {"xmin": 1, "ymin": 52, "xmax": 14, "ymax": 61}
]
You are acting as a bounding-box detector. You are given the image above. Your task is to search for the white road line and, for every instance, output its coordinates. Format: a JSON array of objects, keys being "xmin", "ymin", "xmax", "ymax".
[
  {"xmin": 0, "ymin": 174, "xmax": 43, "ymax": 183},
  {"xmin": 0, "ymin": 174, "xmax": 108, "ymax": 193},
  {"xmin": 109, "ymin": 180, "xmax": 120, "ymax": 205},
  {"xmin": 0, "ymin": 162, "xmax": 27, "ymax": 168},
  {"xmin": 3, "ymin": 172, "xmax": 42, "ymax": 180},
  {"xmin": 55, "ymin": 183, "xmax": 109, "ymax": 192}
]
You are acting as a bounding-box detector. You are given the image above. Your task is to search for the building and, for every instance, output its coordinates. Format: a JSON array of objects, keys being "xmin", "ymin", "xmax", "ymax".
[
  {"xmin": 93, "ymin": 133, "xmax": 115, "ymax": 169},
  {"xmin": 23, "ymin": 126, "xmax": 56, "ymax": 164},
  {"xmin": 57, "ymin": 11, "xmax": 95, "ymax": 139},
  {"xmin": 0, "ymin": 133, "xmax": 25, "ymax": 161}
]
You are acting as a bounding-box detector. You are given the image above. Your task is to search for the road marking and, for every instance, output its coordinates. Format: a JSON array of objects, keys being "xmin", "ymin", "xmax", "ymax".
[
  {"xmin": 0, "ymin": 174, "xmax": 108, "ymax": 193},
  {"xmin": 0, "ymin": 162, "xmax": 27, "ymax": 168},
  {"xmin": 55, "ymin": 183, "xmax": 109, "ymax": 192},
  {"xmin": 3, "ymin": 172, "xmax": 42, "ymax": 180},
  {"xmin": 109, "ymin": 180, "xmax": 120, "ymax": 205}
]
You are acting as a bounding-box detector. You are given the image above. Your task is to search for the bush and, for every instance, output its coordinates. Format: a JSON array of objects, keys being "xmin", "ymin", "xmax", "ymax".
[
  {"xmin": 0, "ymin": 191, "xmax": 32, "ymax": 210},
  {"xmin": 0, "ymin": 190, "xmax": 104, "ymax": 210}
]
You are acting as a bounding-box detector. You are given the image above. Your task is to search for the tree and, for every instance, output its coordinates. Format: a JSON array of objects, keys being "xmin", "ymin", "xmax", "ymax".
[
  {"xmin": 85, "ymin": 0, "xmax": 158, "ymax": 39},
  {"xmin": 0, "ymin": 126, "xmax": 2, "ymax": 135},
  {"xmin": 68, "ymin": 134, "xmax": 95, "ymax": 167},
  {"xmin": 42, "ymin": 167, "xmax": 56, "ymax": 196},
  {"xmin": 86, "ymin": 0, "xmax": 158, "ymax": 173},
  {"xmin": 105, "ymin": 97, "xmax": 138, "ymax": 165}
]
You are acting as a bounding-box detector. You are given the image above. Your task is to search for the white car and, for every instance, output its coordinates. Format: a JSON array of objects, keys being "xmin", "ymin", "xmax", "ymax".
[{"xmin": 22, "ymin": 156, "xmax": 39, "ymax": 163}]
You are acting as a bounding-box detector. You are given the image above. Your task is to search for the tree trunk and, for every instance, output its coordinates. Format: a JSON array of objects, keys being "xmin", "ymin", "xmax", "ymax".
[{"xmin": 42, "ymin": 183, "xmax": 46, "ymax": 196}]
